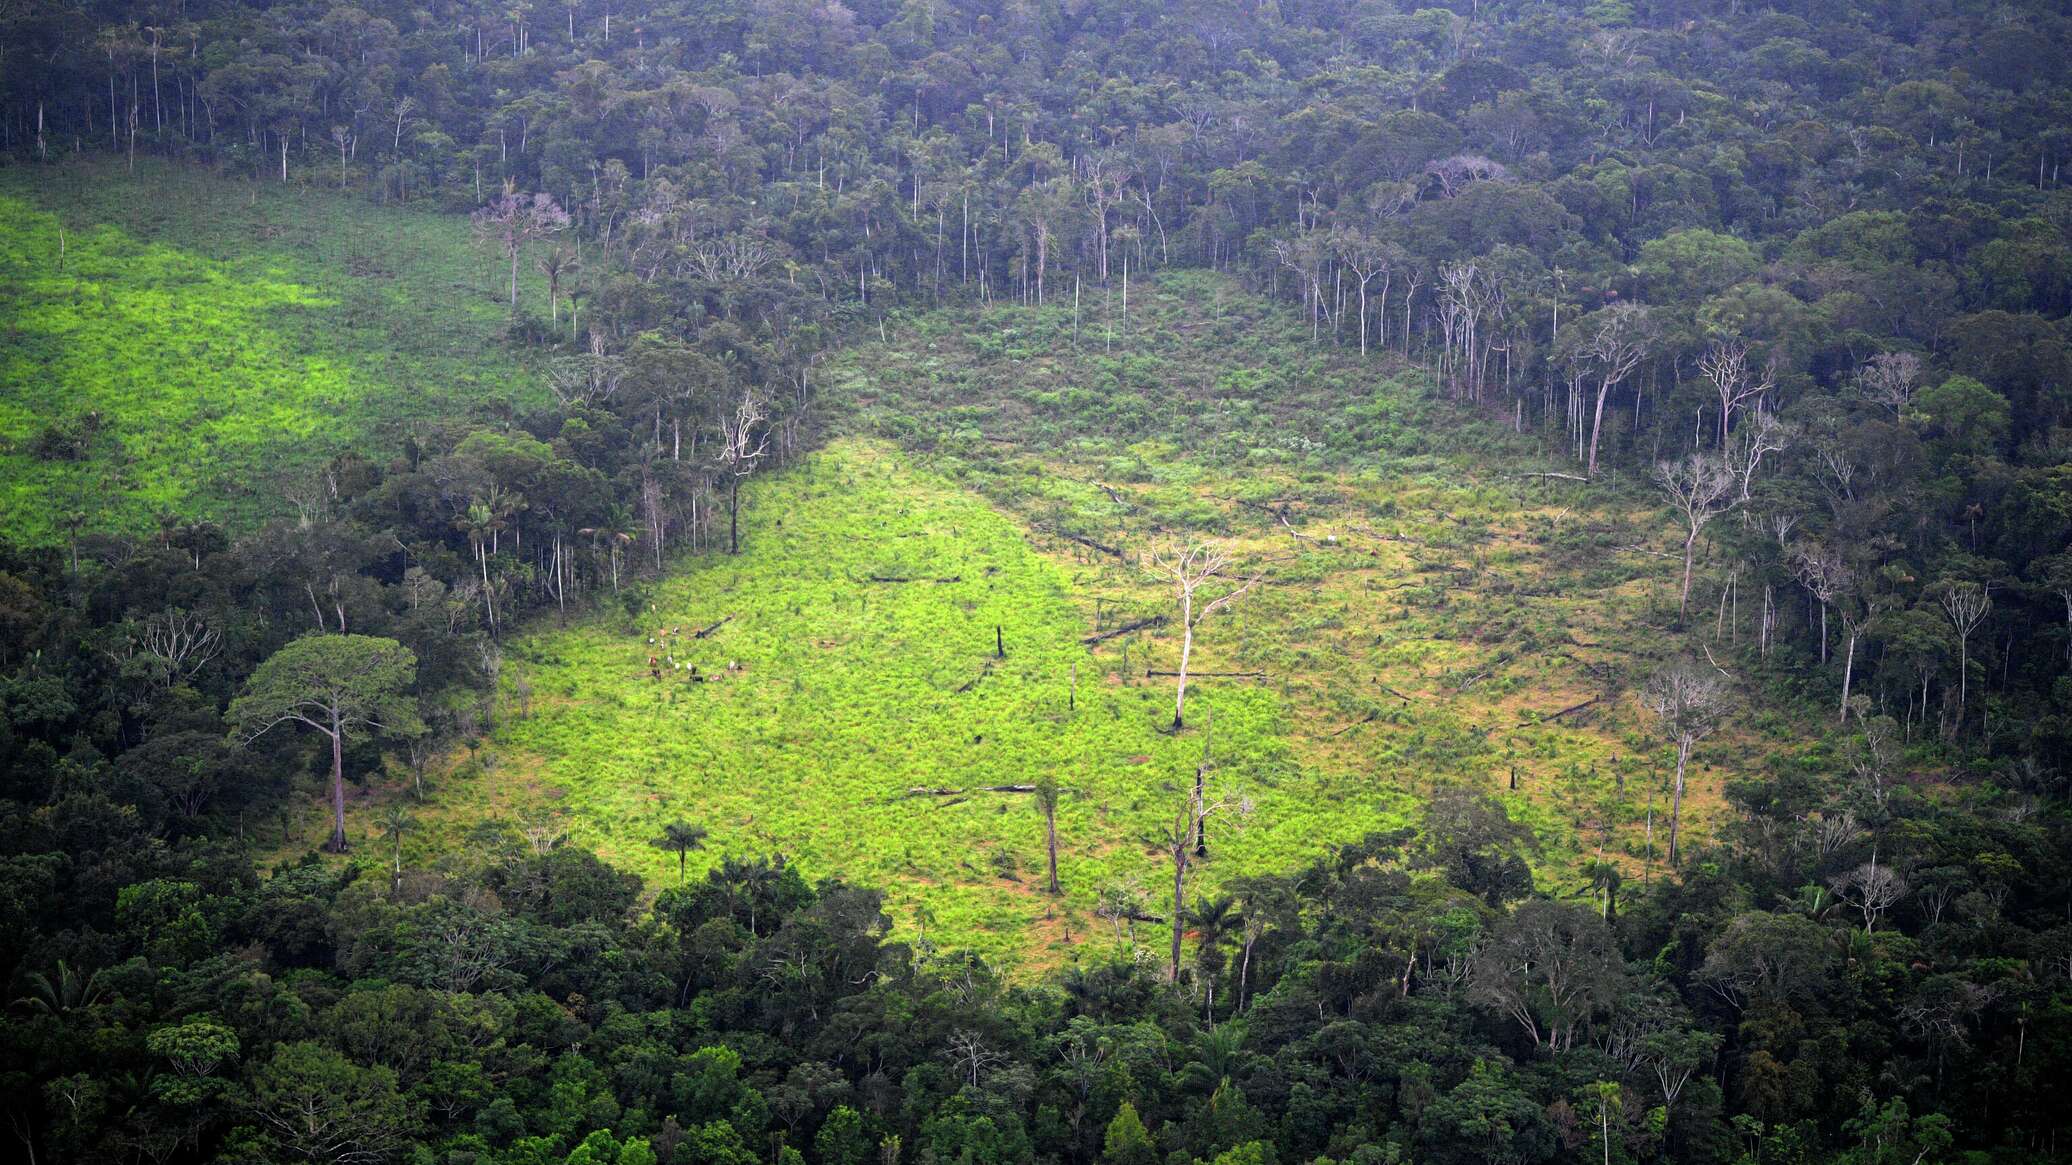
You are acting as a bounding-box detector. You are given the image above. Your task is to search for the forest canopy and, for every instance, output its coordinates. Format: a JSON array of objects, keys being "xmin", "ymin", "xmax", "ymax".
[{"xmin": 2, "ymin": 1, "xmax": 2071, "ymax": 1164}]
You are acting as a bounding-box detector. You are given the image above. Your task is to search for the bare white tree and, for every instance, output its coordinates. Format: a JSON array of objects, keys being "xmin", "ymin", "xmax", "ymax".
[
  {"xmin": 1832, "ymin": 854, "xmax": 1907, "ymax": 934},
  {"xmin": 1855, "ymin": 352, "xmax": 1922, "ymax": 419},
  {"xmin": 1642, "ymin": 663, "xmax": 1731, "ymax": 867},
  {"xmin": 1938, "ymin": 581, "xmax": 1992, "ymax": 735},
  {"xmin": 1147, "ymin": 541, "xmax": 1262, "ymax": 731},
  {"xmin": 1698, "ymin": 339, "xmax": 1773, "ymax": 449},
  {"xmin": 944, "ymin": 1029, "xmax": 1009, "ymax": 1089},
  {"xmin": 1728, "ymin": 411, "xmax": 1790, "ymax": 502},
  {"xmin": 1573, "ymin": 304, "xmax": 1654, "ymax": 477},
  {"xmin": 1789, "ymin": 541, "xmax": 1853, "ymax": 667},
  {"xmin": 139, "ymin": 607, "xmax": 222, "ymax": 688},
  {"xmin": 1847, "ymin": 706, "xmax": 1901, "ymax": 812},
  {"xmin": 547, "ymin": 332, "xmax": 625, "ymax": 407},
  {"xmin": 1653, "ymin": 453, "xmax": 1740, "ymax": 622},
  {"xmin": 1424, "ymin": 153, "xmax": 1510, "ymax": 198},
  {"xmin": 473, "ymin": 180, "xmax": 571, "ymax": 309},
  {"xmin": 715, "ymin": 391, "xmax": 771, "ymax": 556}
]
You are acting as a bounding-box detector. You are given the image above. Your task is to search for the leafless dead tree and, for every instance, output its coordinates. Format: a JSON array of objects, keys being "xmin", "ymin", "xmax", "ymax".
[
  {"xmin": 715, "ymin": 391, "xmax": 771, "ymax": 555},
  {"xmin": 1642, "ymin": 663, "xmax": 1731, "ymax": 867},
  {"xmin": 1832, "ymin": 854, "xmax": 1907, "ymax": 934},
  {"xmin": 1653, "ymin": 453, "xmax": 1740, "ymax": 622},
  {"xmin": 1855, "ymin": 351, "xmax": 1922, "ymax": 418},
  {"xmin": 1147, "ymin": 541, "xmax": 1262, "ymax": 730},
  {"xmin": 1698, "ymin": 339, "xmax": 1773, "ymax": 449}
]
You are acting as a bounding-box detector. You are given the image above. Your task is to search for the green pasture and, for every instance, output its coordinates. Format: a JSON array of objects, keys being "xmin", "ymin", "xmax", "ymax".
[
  {"xmin": 460, "ymin": 439, "xmax": 1422, "ymax": 969},
  {"xmin": 0, "ymin": 159, "xmax": 548, "ymax": 542}
]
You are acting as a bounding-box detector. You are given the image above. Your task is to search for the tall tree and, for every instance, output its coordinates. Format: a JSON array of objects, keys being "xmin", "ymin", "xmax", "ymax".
[
  {"xmin": 229, "ymin": 635, "xmax": 424, "ymax": 853},
  {"xmin": 1571, "ymin": 303, "xmax": 1654, "ymax": 477},
  {"xmin": 1937, "ymin": 580, "xmax": 1992, "ymax": 736},
  {"xmin": 1653, "ymin": 452, "xmax": 1739, "ymax": 622},
  {"xmin": 715, "ymin": 391, "xmax": 770, "ymax": 555},
  {"xmin": 1641, "ymin": 662, "xmax": 1730, "ymax": 868},
  {"xmin": 1034, "ymin": 775, "xmax": 1063, "ymax": 895},
  {"xmin": 651, "ymin": 819, "xmax": 709, "ymax": 884},
  {"xmin": 1149, "ymin": 541, "xmax": 1261, "ymax": 731},
  {"xmin": 473, "ymin": 180, "xmax": 570, "ymax": 309}
]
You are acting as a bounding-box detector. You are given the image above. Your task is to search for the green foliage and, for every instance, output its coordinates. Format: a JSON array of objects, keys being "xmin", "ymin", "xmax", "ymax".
[
  {"xmin": 476, "ymin": 441, "xmax": 1315, "ymax": 965},
  {"xmin": 0, "ymin": 162, "xmax": 547, "ymax": 543}
]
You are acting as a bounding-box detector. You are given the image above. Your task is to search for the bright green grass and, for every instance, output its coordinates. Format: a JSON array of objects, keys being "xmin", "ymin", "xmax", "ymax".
[
  {"xmin": 474, "ymin": 438, "xmax": 1418, "ymax": 968},
  {"xmin": 0, "ymin": 159, "xmax": 550, "ymax": 542}
]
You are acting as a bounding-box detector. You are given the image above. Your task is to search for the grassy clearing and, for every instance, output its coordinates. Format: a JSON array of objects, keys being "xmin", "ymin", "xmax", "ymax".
[
  {"xmin": 401, "ymin": 272, "xmax": 1794, "ymax": 969},
  {"xmin": 423, "ymin": 438, "xmax": 1406, "ymax": 970},
  {"xmin": 0, "ymin": 158, "xmax": 549, "ymax": 542},
  {"xmin": 829, "ymin": 272, "xmax": 1773, "ymax": 894}
]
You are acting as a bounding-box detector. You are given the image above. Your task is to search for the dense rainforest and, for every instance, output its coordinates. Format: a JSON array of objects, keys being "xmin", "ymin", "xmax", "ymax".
[{"xmin": 2, "ymin": 0, "xmax": 2072, "ymax": 1163}]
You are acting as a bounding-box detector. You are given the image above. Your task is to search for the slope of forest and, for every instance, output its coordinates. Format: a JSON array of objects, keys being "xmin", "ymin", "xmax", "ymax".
[{"xmin": 4, "ymin": 1, "xmax": 2072, "ymax": 1163}]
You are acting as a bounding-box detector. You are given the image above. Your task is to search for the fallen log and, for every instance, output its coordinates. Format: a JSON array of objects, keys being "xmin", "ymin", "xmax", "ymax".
[
  {"xmin": 1518, "ymin": 695, "xmax": 1603, "ymax": 727},
  {"xmin": 867, "ymin": 574, "xmax": 963, "ymax": 583},
  {"xmin": 1516, "ymin": 471, "xmax": 1591, "ymax": 483},
  {"xmin": 1059, "ymin": 530, "xmax": 1126, "ymax": 560},
  {"xmin": 692, "ymin": 614, "xmax": 734, "ymax": 639},
  {"xmin": 1328, "ymin": 711, "xmax": 1379, "ymax": 737},
  {"xmin": 1145, "ymin": 669, "xmax": 1267, "ymax": 679},
  {"xmin": 1083, "ymin": 614, "xmax": 1166, "ymax": 645},
  {"xmin": 1456, "ymin": 652, "xmax": 1514, "ymax": 692},
  {"xmin": 1371, "ymin": 679, "xmax": 1416, "ymax": 703},
  {"xmin": 898, "ymin": 784, "xmax": 1039, "ymax": 800}
]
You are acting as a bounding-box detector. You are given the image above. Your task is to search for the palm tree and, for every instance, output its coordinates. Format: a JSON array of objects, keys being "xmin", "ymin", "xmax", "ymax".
[
  {"xmin": 14, "ymin": 960, "xmax": 106, "ymax": 1015},
  {"xmin": 1187, "ymin": 894, "xmax": 1243, "ymax": 1025},
  {"xmin": 536, "ymin": 244, "xmax": 580, "ymax": 323},
  {"xmin": 380, "ymin": 805, "xmax": 416, "ymax": 896},
  {"xmin": 458, "ymin": 500, "xmax": 504, "ymax": 633},
  {"xmin": 1175, "ymin": 1024, "xmax": 1248, "ymax": 1097},
  {"xmin": 650, "ymin": 819, "xmax": 709, "ymax": 884},
  {"xmin": 1034, "ymin": 776, "xmax": 1063, "ymax": 894}
]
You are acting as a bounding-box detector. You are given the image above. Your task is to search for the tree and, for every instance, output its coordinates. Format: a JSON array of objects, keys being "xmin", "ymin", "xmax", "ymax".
[
  {"xmin": 651, "ymin": 819, "xmax": 709, "ymax": 884},
  {"xmin": 248, "ymin": 1041, "xmax": 422, "ymax": 1164},
  {"xmin": 473, "ymin": 180, "xmax": 570, "ymax": 310},
  {"xmin": 1654, "ymin": 452, "xmax": 1740, "ymax": 622},
  {"xmin": 1034, "ymin": 775, "xmax": 1063, "ymax": 895},
  {"xmin": 2033, "ymin": 552, "xmax": 2072, "ymax": 664},
  {"xmin": 1572, "ymin": 303, "xmax": 1654, "ymax": 477},
  {"xmin": 229, "ymin": 635, "xmax": 424, "ymax": 853},
  {"xmin": 1166, "ymin": 778, "xmax": 1249, "ymax": 983},
  {"xmin": 1187, "ymin": 894, "xmax": 1242, "ymax": 1024},
  {"xmin": 816, "ymin": 1106, "xmax": 871, "ymax": 1165},
  {"xmin": 536, "ymin": 244, "xmax": 579, "ymax": 323},
  {"xmin": 1148, "ymin": 541, "xmax": 1261, "ymax": 730},
  {"xmin": 1699, "ymin": 339, "xmax": 1773, "ymax": 448},
  {"xmin": 1936, "ymin": 581, "xmax": 1992, "ymax": 735},
  {"xmin": 378, "ymin": 805, "xmax": 415, "ymax": 896},
  {"xmin": 715, "ymin": 390, "xmax": 770, "ymax": 555},
  {"xmin": 1855, "ymin": 352, "xmax": 1922, "ymax": 418},
  {"xmin": 1102, "ymin": 1102, "xmax": 1157, "ymax": 1165},
  {"xmin": 1469, "ymin": 899, "xmax": 1626, "ymax": 1053},
  {"xmin": 1832, "ymin": 854, "xmax": 1908, "ymax": 934},
  {"xmin": 1641, "ymin": 663, "xmax": 1730, "ymax": 867}
]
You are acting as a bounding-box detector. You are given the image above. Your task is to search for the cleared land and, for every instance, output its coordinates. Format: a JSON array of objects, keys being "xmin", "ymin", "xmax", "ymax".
[
  {"xmin": 0, "ymin": 160, "xmax": 548, "ymax": 542},
  {"xmin": 5, "ymin": 174, "xmax": 1789, "ymax": 968},
  {"xmin": 415, "ymin": 274, "xmax": 1772, "ymax": 969}
]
